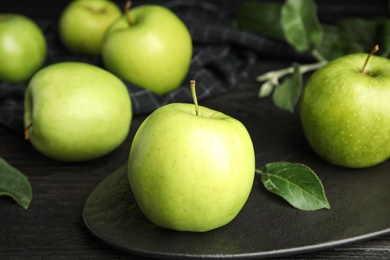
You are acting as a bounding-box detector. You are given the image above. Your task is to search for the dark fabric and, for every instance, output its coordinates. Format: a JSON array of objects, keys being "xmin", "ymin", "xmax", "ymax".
[{"xmin": 0, "ymin": 0, "xmax": 308, "ymax": 134}]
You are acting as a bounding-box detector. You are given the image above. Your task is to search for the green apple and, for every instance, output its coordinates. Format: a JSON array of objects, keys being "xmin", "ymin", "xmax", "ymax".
[
  {"xmin": 300, "ymin": 49, "xmax": 390, "ymax": 168},
  {"xmin": 128, "ymin": 82, "xmax": 255, "ymax": 232},
  {"xmin": 102, "ymin": 3, "xmax": 192, "ymax": 95},
  {"xmin": 58, "ymin": 0, "xmax": 121, "ymax": 56},
  {"xmin": 0, "ymin": 14, "xmax": 46, "ymax": 83},
  {"xmin": 24, "ymin": 62, "xmax": 132, "ymax": 162}
]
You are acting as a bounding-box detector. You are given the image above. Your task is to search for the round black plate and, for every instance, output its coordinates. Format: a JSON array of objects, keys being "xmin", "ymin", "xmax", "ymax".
[
  {"xmin": 83, "ymin": 108, "xmax": 390, "ymax": 259},
  {"xmin": 83, "ymin": 164, "xmax": 390, "ymax": 259}
]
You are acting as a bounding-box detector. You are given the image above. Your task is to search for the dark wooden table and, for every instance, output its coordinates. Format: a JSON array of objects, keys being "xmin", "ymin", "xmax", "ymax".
[
  {"xmin": 1, "ymin": 59, "xmax": 390, "ymax": 259},
  {"xmin": 1, "ymin": 1, "xmax": 390, "ymax": 259}
]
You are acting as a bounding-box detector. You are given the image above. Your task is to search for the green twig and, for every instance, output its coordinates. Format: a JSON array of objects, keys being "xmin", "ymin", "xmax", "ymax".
[
  {"xmin": 311, "ymin": 49, "xmax": 327, "ymax": 62},
  {"xmin": 257, "ymin": 60, "xmax": 327, "ymax": 85},
  {"xmin": 255, "ymin": 169, "xmax": 263, "ymax": 175}
]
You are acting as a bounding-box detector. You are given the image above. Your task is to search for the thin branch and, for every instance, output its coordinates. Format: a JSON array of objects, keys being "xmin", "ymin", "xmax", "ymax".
[{"xmin": 256, "ymin": 60, "xmax": 327, "ymax": 85}]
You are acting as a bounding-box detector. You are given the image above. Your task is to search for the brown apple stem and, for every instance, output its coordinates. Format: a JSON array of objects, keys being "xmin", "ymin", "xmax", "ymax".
[
  {"xmin": 24, "ymin": 123, "xmax": 32, "ymax": 140},
  {"xmin": 361, "ymin": 44, "xmax": 379, "ymax": 75},
  {"xmin": 124, "ymin": 0, "xmax": 132, "ymax": 26},
  {"xmin": 190, "ymin": 80, "xmax": 199, "ymax": 116}
]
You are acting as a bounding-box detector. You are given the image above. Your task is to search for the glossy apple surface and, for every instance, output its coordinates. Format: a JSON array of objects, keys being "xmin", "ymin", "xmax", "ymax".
[
  {"xmin": 0, "ymin": 14, "xmax": 46, "ymax": 83},
  {"xmin": 102, "ymin": 5, "xmax": 192, "ymax": 95},
  {"xmin": 24, "ymin": 62, "xmax": 132, "ymax": 162},
  {"xmin": 58, "ymin": 0, "xmax": 121, "ymax": 56},
  {"xmin": 128, "ymin": 103, "xmax": 255, "ymax": 232},
  {"xmin": 300, "ymin": 53, "xmax": 390, "ymax": 168}
]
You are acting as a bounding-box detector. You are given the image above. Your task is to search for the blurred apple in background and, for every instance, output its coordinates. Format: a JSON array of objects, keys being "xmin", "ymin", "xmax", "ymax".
[
  {"xmin": 24, "ymin": 62, "xmax": 132, "ymax": 162},
  {"xmin": 58, "ymin": 0, "xmax": 121, "ymax": 56},
  {"xmin": 102, "ymin": 2, "xmax": 193, "ymax": 95},
  {"xmin": 0, "ymin": 14, "xmax": 47, "ymax": 83}
]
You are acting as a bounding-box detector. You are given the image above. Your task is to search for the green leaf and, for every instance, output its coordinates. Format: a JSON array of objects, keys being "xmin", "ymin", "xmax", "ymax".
[
  {"xmin": 0, "ymin": 157, "xmax": 32, "ymax": 209},
  {"xmin": 233, "ymin": 1, "xmax": 285, "ymax": 40},
  {"xmin": 316, "ymin": 25, "xmax": 358, "ymax": 61},
  {"xmin": 336, "ymin": 18, "xmax": 377, "ymax": 53},
  {"xmin": 317, "ymin": 18, "xmax": 380, "ymax": 61},
  {"xmin": 272, "ymin": 63, "xmax": 302, "ymax": 112},
  {"xmin": 281, "ymin": 0, "xmax": 323, "ymax": 52},
  {"xmin": 376, "ymin": 18, "xmax": 390, "ymax": 57},
  {"xmin": 260, "ymin": 162, "xmax": 330, "ymax": 211}
]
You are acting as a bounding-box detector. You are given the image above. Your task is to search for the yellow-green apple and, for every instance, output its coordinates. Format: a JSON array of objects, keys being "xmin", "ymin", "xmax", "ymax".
[
  {"xmin": 128, "ymin": 81, "xmax": 255, "ymax": 232},
  {"xmin": 0, "ymin": 14, "xmax": 46, "ymax": 83},
  {"xmin": 102, "ymin": 3, "xmax": 192, "ymax": 95},
  {"xmin": 300, "ymin": 46, "xmax": 390, "ymax": 168},
  {"xmin": 58, "ymin": 0, "xmax": 121, "ymax": 56},
  {"xmin": 24, "ymin": 62, "xmax": 132, "ymax": 162}
]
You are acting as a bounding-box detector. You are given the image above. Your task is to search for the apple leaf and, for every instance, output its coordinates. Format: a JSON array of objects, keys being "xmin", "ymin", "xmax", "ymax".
[
  {"xmin": 272, "ymin": 62, "xmax": 302, "ymax": 112},
  {"xmin": 258, "ymin": 162, "xmax": 330, "ymax": 211},
  {"xmin": 336, "ymin": 18, "xmax": 377, "ymax": 53},
  {"xmin": 315, "ymin": 25, "xmax": 357, "ymax": 61},
  {"xmin": 0, "ymin": 157, "xmax": 32, "ymax": 209},
  {"xmin": 232, "ymin": 1, "xmax": 285, "ymax": 41},
  {"xmin": 378, "ymin": 19, "xmax": 390, "ymax": 57},
  {"xmin": 281, "ymin": 0, "xmax": 323, "ymax": 52}
]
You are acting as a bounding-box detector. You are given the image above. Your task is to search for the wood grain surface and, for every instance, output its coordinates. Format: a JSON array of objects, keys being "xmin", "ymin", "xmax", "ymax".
[
  {"xmin": 1, "ymin": 59, "xmax": 389, "ymax": 259},
  {"xmin": 1, "ymin": 1, "xmax": 390, "ymax": 259}
]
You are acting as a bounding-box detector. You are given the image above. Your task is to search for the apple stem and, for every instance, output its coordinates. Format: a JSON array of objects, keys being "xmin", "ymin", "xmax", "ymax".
[
  {"xmin": 24, "ymin": 123, "xmax": 32, "ymax": 140},
  {"xmin": 190, "ymin": 80, "xmax": 199, "ymax": 116},
  {"xmin": 124, "ymin": 0, "xmax": 132, "ymax": 26},
  {"xmin": 361, "ymin": 44, "xmax": 379, "ymax": 75}
]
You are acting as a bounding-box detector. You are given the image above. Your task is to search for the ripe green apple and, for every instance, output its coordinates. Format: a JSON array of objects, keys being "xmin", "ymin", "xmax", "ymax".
[
  {"xmin": 128, "ymin": 100, "xmax": 255, "ymax": 232},
  {"xmin": 24, "ymin": 62, "xmax": 132, "ymax": 162},
  {"xmin": 102, "ymin": 4, "xmax": 192, "ymax": 95},
  {"xmin": 300, "ymin": 52, "xmax": 390, "ymax": 168},
  {"xmin": 0, "ymin": 14, "xmax": 46, "ymax": 83},
  {"xmin": 58, "ymin": 0, "xmax": 121, "ymax": 56}
]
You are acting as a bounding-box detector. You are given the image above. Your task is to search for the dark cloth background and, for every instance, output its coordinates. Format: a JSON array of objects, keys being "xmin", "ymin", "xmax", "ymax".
[{"xmin": 0, "ymin": 0, "xmax": 308, "ymax": 135}]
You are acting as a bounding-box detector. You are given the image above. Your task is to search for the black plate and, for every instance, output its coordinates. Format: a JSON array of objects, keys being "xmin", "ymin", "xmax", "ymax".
[{"xmin": 83, "ymin": 106, "xmax": 390, "ymax": 259}]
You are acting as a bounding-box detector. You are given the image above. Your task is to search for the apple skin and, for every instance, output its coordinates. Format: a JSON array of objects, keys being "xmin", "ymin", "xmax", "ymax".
[
  {"xmin": 300, "ymin": 53, "xmax": 390, "ymax": 168},
  {"xmin": 24, "ymin": 62, "xmax": 132, "ymax": 162},
  {"xmin": 128, "ymin": 103, "xmax": 255, "ymax": 232},
  {"xmin": 102, "ymin": 5, "xmax": 193, "ymax": 95},
  {"xmin": 0, "ymin": 14, "xmax": 46, "ymax": 83},
  {"xmin": 58, "ymin": 0, "xmax": 121, "ymax": 56}
]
